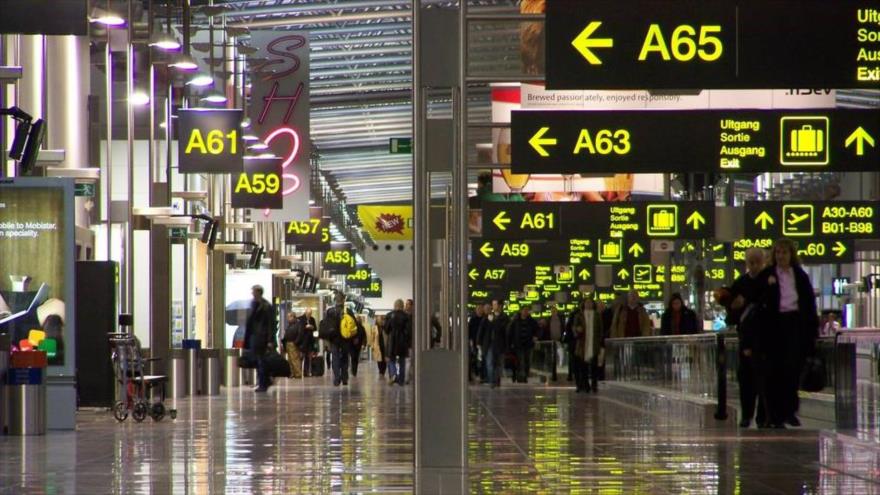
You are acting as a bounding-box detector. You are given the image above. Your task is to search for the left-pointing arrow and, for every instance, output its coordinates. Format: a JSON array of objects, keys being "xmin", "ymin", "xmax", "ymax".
[
  {"xmin": 493, "ymin": 210, "xmax": 511, "ymax": 231},
  {"xmin": 480, "ymin": 242, "xmax": 495, "ymax": 258},
  {"xmin": 571, "ymin": 21, "xmax": 614, "ymax": 65},
  {"xmin": 468, "ymin": 268, "xmax": 479, "ymax": 281},
  {"xmin": 529, "ymin": 127, "xmax": 557, "ymax": 157}
]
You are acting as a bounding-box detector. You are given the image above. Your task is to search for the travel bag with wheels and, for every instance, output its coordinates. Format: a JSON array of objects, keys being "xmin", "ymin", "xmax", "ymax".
[
  {"xmin": 310, "ymin": 355, "xmax": 325, "ymax": 377},
  {"xmin": 264, "ymin": 350, "xmax": 292, "ymax": 378}
]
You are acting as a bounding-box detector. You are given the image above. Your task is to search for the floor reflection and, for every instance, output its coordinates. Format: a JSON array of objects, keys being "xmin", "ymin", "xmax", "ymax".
[{"xmin": 1, "ymin": 367, "xmax": 878, "ymax": 494}]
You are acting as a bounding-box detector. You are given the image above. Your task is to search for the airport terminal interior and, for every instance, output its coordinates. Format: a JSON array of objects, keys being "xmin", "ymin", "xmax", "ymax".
[{"xmin": 1, "ymin": 1, "xmax": 880, "ymax": 493}]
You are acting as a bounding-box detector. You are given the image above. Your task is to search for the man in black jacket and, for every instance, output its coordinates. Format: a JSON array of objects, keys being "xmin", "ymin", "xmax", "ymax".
[
  {"xmin": 728, "ymin": 248, "xmax": 767, "ymax": 427},
  {"xmin": 244, "ymin": 285, "xmax": 276, "ymax": 392},
  {"xmin": 384, "ymin": 299, "xmax": 411, "ymax": 385},
  {"xmin": 467, "ymin": 305, "xmax": 485, "ymax": 382},
  {"xmin": 478, "ymin": 299, "xmax": 509, "ymax": 388},
  {"xmin": 298, "ymin": 309, "xmax": 317, "ymax": 377},
  {"xmin": 508, "ymin": 306, "xmax": 538, "ymax": 383},
  {"xmin": 321, "ymin": 292, "xmax": 355, "ymax": 386},
  {"xmin": 281, "ymin": 312, "xmax": 304, "ymax": 379}
]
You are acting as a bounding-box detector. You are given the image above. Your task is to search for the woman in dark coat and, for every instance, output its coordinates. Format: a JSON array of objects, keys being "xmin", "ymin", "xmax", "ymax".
[
  {"xmin": 571, "ymin": 297, "xmax": 604, "ymax": 393},
  {"xmin": 755, "ymin": 238, "xmax": 819, "ymax": 428},
  {"xmin": 660, "ymin": 293, "xmax": 700, "ymax": 336}
]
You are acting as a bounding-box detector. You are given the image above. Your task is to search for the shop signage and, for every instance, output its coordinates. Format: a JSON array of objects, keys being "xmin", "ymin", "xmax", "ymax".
[
  {"xmin": 357, "ymin": 205, "xmax": 413, "ymax": 241},
  {"xmin": 231, "ymin": 157, "xmax": 283, "ymax": 209},
  {"xmin": 323, "ymin": 243, "xmax": 356, "ymax": 274},
  {"xmin": 511, "ymin": 109, "xmax": 879, "ymax": 174},
  {"xmin": 481, "ymin": 202, "xmax": 714, "ymax": 240},
  {"xmin": 389, "ymin": 138, "xmax": 412, "ymax": 154},
  {"xmin": 177, "ymin": 109, "xmax": 243, "ymax": 174},
  {"xmin": 248, "ymin": 31, "xmax": 310, "ymax": 221},
  {"xmin": 345, "ymin": 264, "xmax": 373, "ymax": 288},
  {"xmin": 362, "ymin": 278, "xmax": 383, "ymax": 298},
  {"xmin": 744, "ymin": 201, "xmax": 878, "ymax": 239},
  {"xmin": 546, "ymin": 0, "xmax": 880, "ymax": 90},
  {"xmin": 285, "ymin": 207, "xmax": 330, "ymax": 251}
]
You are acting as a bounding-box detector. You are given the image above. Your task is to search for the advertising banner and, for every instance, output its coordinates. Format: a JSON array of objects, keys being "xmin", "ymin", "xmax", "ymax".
[
  {"xmin": 357, "ymin": 205, "xmax": 414, "ymax": 241},
  {"xmin": 247, "ymin": 31, "xmax": 310, "ymax": 222},
  {"xmin": 0, "ymin": 178, "xmax": 75, "ymax": 369}
]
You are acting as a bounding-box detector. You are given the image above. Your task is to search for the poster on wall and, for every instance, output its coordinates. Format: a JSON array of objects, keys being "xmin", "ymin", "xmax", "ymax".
[
  {"xmin": 247, "ymin": 31, "xmax": 311, "ymax": 222},
  {"xmin": 357, "ymin": 205, "xmax": 413, "ymax": 241},
  {"xmin": 0, "ymin": 178, "xmax": 75, "ymax": 368}
]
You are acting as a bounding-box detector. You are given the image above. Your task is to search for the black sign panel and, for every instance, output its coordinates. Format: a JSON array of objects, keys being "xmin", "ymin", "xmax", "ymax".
[
  {"xmin": 512, "ymin": 110, "xmax": 880, "ymax": 174},
  {"xmin": 346, "ymin": 264, "xmax": 373, "ymax": 288},
  {"xmin": 231, "ymin": 157, "xmax": 283, "ymax": 209},
  {"xmin": 285, "ymin": 208, "xmax": 331, "ymax": 251},
  {"xmin": 744, "ymin": 202, "xmax": 879, "ymax": 240},
  {"xmin": 546, "ymin": 0, "xmax": 878, "ymax": 89},
  {"xmin": 178, "ymin": 109, "xmax": 243, "ymax": 173},
  {"xmin": 481, "ymin": 202, "xmax": 714, "ymax": 240},
  {"xmin": 362, "ymin": 279, "xmax": 383, "ymax": 298},
  {"xmin": 323, "ymin": 243, "xmax": 356, "ymax": 274},
  {"xmin": 732, "ymin": 238, "xmax": 855, "ymax": 264},
  {"xmin": 0, "ymin": 0, "xmax": 87, "ymax": 35}
]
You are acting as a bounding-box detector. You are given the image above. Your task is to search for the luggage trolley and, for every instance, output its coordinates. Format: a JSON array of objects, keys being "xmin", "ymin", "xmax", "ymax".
[{"xmin": 108, "ymin": 332, "xmax": 176, "ymax": 422}]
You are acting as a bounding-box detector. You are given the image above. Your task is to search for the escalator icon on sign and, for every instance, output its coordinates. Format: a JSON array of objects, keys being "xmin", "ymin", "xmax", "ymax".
[{"xmin": 780, "ymin": 116, "xmax": 829, "ymax": 166}]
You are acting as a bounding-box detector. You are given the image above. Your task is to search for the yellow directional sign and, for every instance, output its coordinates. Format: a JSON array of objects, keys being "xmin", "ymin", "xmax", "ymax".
[
  {"xmin": 493, "ymin": 210, "xmax": 511, "ymax": 231},
  {"xmin": 686, "ymin": 211, "xmax": 707, "ymax": 229},
  {"xmin": 755, "ymin": 211, "xmax": 774, "ymax": 230},
  {"xmin": 833, "ymin": 241, "xmax": 847, "ymax": 258},
  {"xmin": 647, "ymin": 205, "xmax": 678, "ymax": 236},
  {"xmin": 628, "ymin": 242, "xmax": 644, "ymax": 257},
  {"xmin": 617, "ymin": 268, "xmax": 630, "ymax": 279},
  {"xmin": 845, "ymin": 127, "xmax": 875, "ymax": 156},
  {"xmin": 598, "ymin": 239, "xmax": 623, "ymax": 263},
  {"xmin": 571, "ymin": 21, "xmax": 614, "ymax": 65},
  {"xmin": 469, "ymin": 268, "xmax": 479, "ymax": 281},
  {"xmin": 578, "ymin": 268, "xmax": 591, "ymax": 281},
  {"xmin": 480, "ymin": 242, "xmax": 495, "ymax": 258},
  {"xmin": 529, "ymin": 127, "xmax": 557, "ymax": 157},
  {"xmin": 633, "ymin": 265, "xmax": 652, "ymax": 284}
]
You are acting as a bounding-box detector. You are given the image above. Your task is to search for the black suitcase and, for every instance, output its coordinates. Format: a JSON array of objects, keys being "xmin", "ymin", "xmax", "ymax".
[
  {"xmin": 310, "ymin": 356, "xmax": 325, "ymax": 377},
  {"xmin": 265, "ymin": 351, "xmax": 292, "ymax": 378}
]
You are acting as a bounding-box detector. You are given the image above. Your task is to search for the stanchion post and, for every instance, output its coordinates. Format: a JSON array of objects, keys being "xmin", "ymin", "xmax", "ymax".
[{"xmin": 714, "ymin": 333, "xmax": 728, "ymax": 421}]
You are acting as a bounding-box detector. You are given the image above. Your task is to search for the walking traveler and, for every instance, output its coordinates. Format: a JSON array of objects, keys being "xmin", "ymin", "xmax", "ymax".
[
  {"xmin": 547, "ymin": 304, "xmax": 565, "ymax": 381},
  {"xmin": 508, "ymin": 306, "xmax": 538, "ymax": 383},
  {"xmin": 467, "ymin": 305, "xmax": 485, "ymax": 382},
  {"xmin": 572, "ymin": 297, "xmax": 603, "ymax": 393},
  {"xmin": 610, "ymin": 290, "xmax": 653, "ymax": 338},
  {"xmin": 320, "ymin": 292, "xmax": 358, "ymax": 386},
  {"xmin": 370, "ymin": 314, "xmax": 387, "ymax": 377},
  {"xmin": 350, "ymin": 315, "xmax": 367, "ymax": 377},
  {"xmin": 384, "ymin": 299, "xmax": 411, "ymax": 385},
  {"xmin": 478, "ymin": 299, "xmax": 509, "ymax": 388},
  {"xmin": 281, "ymin": 311, "xmax": 304, "ymax": 379},
  {"xmin": 660, "ymin": 293, "xmax": 700, "ymax": 336},
  {"xmin": 244, "ymin": 285, "xmax": 277, "ymax": 392},
  {"xmin": 298, "ymin": 309, "xmax": 317, "ymax": 377}
]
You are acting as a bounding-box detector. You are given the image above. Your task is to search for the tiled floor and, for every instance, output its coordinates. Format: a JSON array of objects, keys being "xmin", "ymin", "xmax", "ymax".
[{"xmin": 1, "ymin": 366, "xmax": 879, "ymax": 494}]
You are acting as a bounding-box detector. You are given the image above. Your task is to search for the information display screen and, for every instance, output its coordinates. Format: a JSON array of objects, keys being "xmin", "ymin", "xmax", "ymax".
[
  {"xmin": 511, "ymin": 110, "xmax": 880, "ymax": 174},
  {"xmin": 546, "ymin": 0, "xmax": 880, "ymax": 90}
]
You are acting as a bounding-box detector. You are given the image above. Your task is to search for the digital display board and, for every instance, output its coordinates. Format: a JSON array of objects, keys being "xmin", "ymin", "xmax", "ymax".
[
  {"xmin": 744, "ymin": 201, "xmax": 878, "ymax": 239},
  {"xmin": 481, "ymin": 202, "xmax": 714, "ymax": 240},
  {"xmin": 178, "ymin": 109, "xmax": 243, "ymax": 174},
  {"xmin": 546, "ymin": 0, "xmax": 880, "ymax": 90},
  {"xmin": 511, "ymin": 110, "xmax": 880, "ymax": 174}
]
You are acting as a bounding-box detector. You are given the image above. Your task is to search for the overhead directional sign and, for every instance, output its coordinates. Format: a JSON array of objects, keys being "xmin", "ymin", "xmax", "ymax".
[
  {"xmin": 732, "ymin": 238, "xmax": 855, "ymax": 264},
  {"xmin": 362, "ymin": 278, "xmax": 383, "ymax": 298},
  {"xmin": 745, "ymin": 202, "xmax": 878, "ymax": 239},
  {"xmin": 511, "ymin": 110, "xmax": 880, "ymax": 174},
  {"xmin": 285, "ymin": 208, "xmax": 331, "ymax": 251},
  {"xmin": 323, "ymin": 243, "xmax": 356, "ymax": 274},
  {"xmin": 231, "ymin": 157, "xmax": 283, "ymax": 209},
  {"xmin": 178, "ymin": 109, "xmax": 243, "ymax": 173},
  {"xmin": 481, "ymin": 202, "xmax": 714, "ymax": 240},
  {"xmin": 546, "ymin": 0, "xmax": 880, "ymax": 90},
  {"xmin": 345, "ymin": 264, "xmax": 373, "ymax": 288}
]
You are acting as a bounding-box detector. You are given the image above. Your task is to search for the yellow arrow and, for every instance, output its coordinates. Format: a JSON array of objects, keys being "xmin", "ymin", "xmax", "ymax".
[
  {"xmin": 845, "ymin": 127, "xmax": 875, "ymax": 156},
  {"xmin": 493, "ymin": 210, "xmax": 511, "ymax": 231},
  {"xmin": 571, "ymin": 21, "xmax": 614, "ymax": 65},
  {"xmin": 480, "ymin": 242, "xmax": 494, "ymax": 258},
  {"xmin": 617, "ymin": 268, "xmax": 630, "ymax": 279},
  {"xmin": 833, "ymin": 241, "xmax": 847, "ymax": 258},
  {"xmin": 578, "ymin": 268, "xmax": 591, "ymax": 280},
  {"xmin": 686, "ymin": 211, "xmax": 706, "ymax": 229},
  {"xmin": 468, "ymin": 268, "xmax": 479, "ymax": 281},
  {"xmin": 529, "ymin": 127, "xmax": 557, "ymax": 157},
  {"xmin": 628, "ymin": 242, "xmax": 644, "ymax": 257},
  {"xmin": 755, "ymin": 211, "xmax": 774, "ymax": 230}
]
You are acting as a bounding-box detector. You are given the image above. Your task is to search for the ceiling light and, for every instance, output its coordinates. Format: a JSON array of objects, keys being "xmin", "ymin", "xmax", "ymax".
[
  {"xmin": 149, "ymin": 32, "xmax": 181, "ymax": 51},
  {"xmin": 169, "ymin": 53, "xmax": 199, "ymax": 71},
  {"xmin": 241, "ymin": 118, "xmax": 251, "ymax": 128},
  {"xmin": 159, "ymin": 121, "xmax": 167, "ymax": 128},
  {"xmin": 242, "ymin": 133, "xmax": 259, "ymax": 142},
  {"xmin": 89, "ymin": 7, "xmax": 125, "ymax": 27},
  {"xmin": 248, "ymin": 142, "xmax": 268, "ymax": 150},
  {"xmin": 129, "ymin": 92, "xmax": 150, "ymax": 106},
  {"xmin": 201, "ymin": 91, "xmax": 227, "ymax": 103},
  {"xmin": 187, "ymin": 74, "xmax": 214, "ymax": 87}
]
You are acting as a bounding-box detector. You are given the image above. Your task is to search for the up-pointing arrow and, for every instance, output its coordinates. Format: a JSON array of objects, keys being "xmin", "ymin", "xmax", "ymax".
[
  {"xmin": 845, "ymin": 127, "xmax": 875, "ymax": 156},
  {"xmin": 755, "ymin": 211, "xmax": 774, "ymax": 230}
]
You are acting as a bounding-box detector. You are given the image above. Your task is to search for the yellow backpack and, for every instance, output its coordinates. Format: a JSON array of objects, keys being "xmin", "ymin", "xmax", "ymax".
[{"xmin": 340, "ymin": 312, "xmax": 358, "ymax": 339}]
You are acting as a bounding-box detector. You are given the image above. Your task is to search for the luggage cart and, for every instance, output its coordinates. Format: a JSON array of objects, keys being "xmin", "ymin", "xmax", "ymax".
[{"xmin": 108, "ymin": 332, "xmax": 176, "ymax": 422}]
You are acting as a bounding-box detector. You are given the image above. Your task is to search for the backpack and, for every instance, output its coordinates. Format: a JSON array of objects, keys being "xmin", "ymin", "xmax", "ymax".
[
  {"xmin": 340, "ymin": 312, "xmax": 358, "ymax": 339},
  {"xmin": 318, "ymin": 310, "xmax": 339, "ymax": 340}
]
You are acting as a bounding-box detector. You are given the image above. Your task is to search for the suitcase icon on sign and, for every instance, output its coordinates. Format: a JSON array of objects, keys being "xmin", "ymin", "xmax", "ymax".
[{"xmin": 780, "ymin": 117, "xmax": 830, "ymax": 166}]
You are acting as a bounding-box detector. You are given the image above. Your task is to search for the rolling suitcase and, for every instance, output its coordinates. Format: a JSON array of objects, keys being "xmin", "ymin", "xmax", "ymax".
[{"xmin": 310, "ymin": 355, "xmax": 325, "ymax": 377}]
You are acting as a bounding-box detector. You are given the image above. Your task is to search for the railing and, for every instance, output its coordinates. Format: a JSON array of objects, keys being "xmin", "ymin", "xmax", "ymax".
[
  {"xmin": 833, "ymin": 329, "xmax": 880, "ymax": 433},
  {"xmin": 529, "ymin": 340, "xmax": 568, "ymax": 382}
]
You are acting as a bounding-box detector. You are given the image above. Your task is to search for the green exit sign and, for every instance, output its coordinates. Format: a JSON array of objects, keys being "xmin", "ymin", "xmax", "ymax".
[
  {"xmin": 74, "ymin": 183, "xmax": 95, "ymax": 197},
  {"xmin": 169, "ymin": 227, "xmax": 188, "ymax": 243},
  {"xmin": 389, "ymin": 137, "xmax": 412, "ymax": 154}
]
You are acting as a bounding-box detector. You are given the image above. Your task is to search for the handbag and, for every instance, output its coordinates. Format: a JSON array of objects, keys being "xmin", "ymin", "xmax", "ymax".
[
  {"xmin": 264, "ymin": 350, "xmax": 292, "ymax": 378},
  {"xmin": 800, "ymin": 356, "xmax": 826, "ymax": 392}
]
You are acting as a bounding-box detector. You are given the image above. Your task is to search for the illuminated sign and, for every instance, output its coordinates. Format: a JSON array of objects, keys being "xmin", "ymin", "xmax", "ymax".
[
  {"xmin": 546, "ymin": 0, "xmax": 880, "ymax": 90},
  {"xmin": 285, "ymin": 207, "xmax": 330, "ymax": 251},
  {"xmin": 482, "ymin": 202, "xmax": 714, "ymax": 240},
  {"xmin": 744, "ymin": 202, "xmax": 878, "ymax": 239},
  {"xmin": 732, "ymin": 238, "xmax": 854, "ymax": 264},
  {"xmin": 231, "ymin": 157, "xmax": 282, "ymax": 209},
  {"xmin": 512, "ymin": 110, "xmax": 879, "ymax": 174},
  {"xmin": 177, "ymin": 109, "xmax": 243, "ymax": 173},
  {"xmin": 346, "ymin": 264, "xmax": 373, "ymax": 288},
  {"xmin": 323, "ymin": 242, "xmax": 356, "ymax": 274},
  {"xmin": 362, "ymin": 278, "xmax": 383, "ymax": 298}
]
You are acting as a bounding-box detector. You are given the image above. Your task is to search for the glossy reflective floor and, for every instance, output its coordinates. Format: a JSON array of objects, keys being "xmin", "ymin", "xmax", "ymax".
[{"xmin": 2, "ymin": 366, "xmax": 879, "ymax": 494}]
